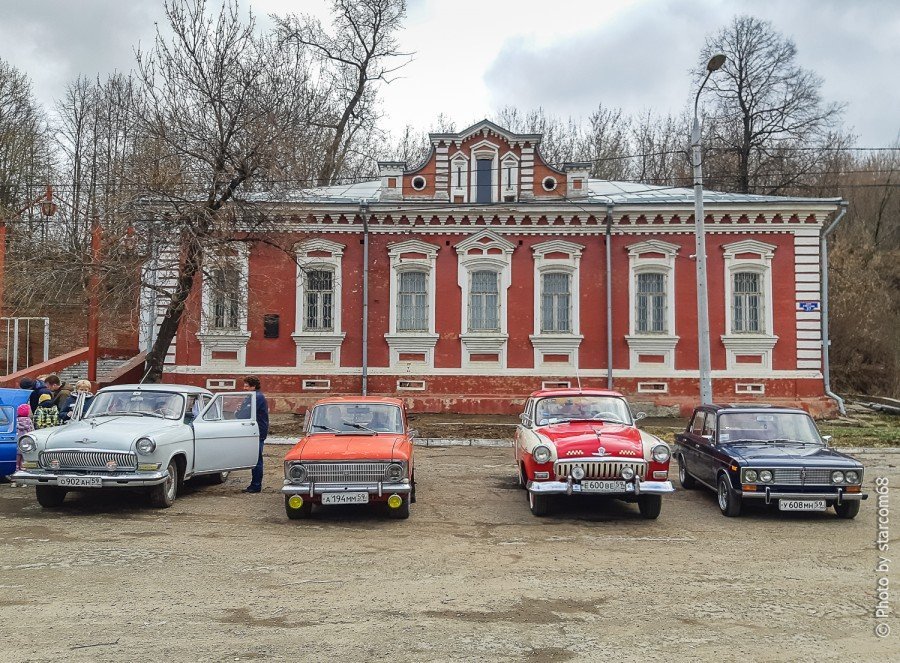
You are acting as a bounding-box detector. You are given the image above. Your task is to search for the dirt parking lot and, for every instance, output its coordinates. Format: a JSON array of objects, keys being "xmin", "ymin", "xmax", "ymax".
[{"xmin": 1, "ymin": 447, "xmax": 897, "ymax": 662}]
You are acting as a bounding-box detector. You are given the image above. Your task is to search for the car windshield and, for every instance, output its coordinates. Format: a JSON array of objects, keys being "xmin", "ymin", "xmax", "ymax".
[
  {"xmin": 535, "ymin": 396, "xmax": 632, "ymax": 426},
  {"xmin": 309, "ymin": 403, "xmax": 404, "ymax": 434},
  {"xmin": 718, "ymin": 412, "xmax": 823, "ymax": 445},
  {"xmin": 86, "ymin": 391, "xmax": 186, "ymax": 420}
]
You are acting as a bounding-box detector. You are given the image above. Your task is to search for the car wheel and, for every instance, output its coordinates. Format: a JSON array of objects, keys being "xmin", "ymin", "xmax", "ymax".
[
  {"xmin": 285, "ymin": 495, "xmax": 313, "ymax": 520},
  {"xmin": 35, "ymin": 486, "xmax": 67, "ymax": 508},
  {"xmin": 528, "ymin": 490, "xmax": 550, "ymax": 517},
  {"xmin": 387, "ymin": 496, "xmax": 411, "ymax": 519},
  {"xmin": 638, "ymin": 494, "xmax": 662, "ymax": 519},
  {"xmin": 834, "ymin": 500, "xmax": 860, "ymax": 519},
  {"xmin": 149, "ymin": 459, "xmax": 179, "ymax": 508},
  {"xmin": 208, "ymin": 471, "xmax": 229, "ymax": 485},
  {"xmin": 678, "ymin": 455, "xmax": 697, "ymax": 489},
  {"xmin": 717, "ymin": 474, "xmax": 742, "ymax": 517}
]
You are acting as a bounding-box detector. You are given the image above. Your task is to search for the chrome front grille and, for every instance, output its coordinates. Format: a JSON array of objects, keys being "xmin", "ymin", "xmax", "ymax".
[
  {"xmin": 771, "ymin": 468, "xmax": 839, "ymax": 486},
  {"xmin": 554, "ymin": 460, "xmax": 647, "ymax": 480},
  {"xmin": 305, "ymin": 462, "xmax": 390, "ymax": 483},
  {"xmin": 40, "ymin": 450, "xmax": 137, "ymax": 472}
]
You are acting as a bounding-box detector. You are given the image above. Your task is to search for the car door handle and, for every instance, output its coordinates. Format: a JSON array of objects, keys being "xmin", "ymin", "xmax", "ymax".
[{"xmin": 241, "ymin": 422, "xmax": 255, "ymax": 426}]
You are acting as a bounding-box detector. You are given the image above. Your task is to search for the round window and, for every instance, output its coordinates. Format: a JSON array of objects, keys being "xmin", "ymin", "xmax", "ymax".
[
  {"xmin": 411, "ymin": 176, "xmax": 427, "ymax": 191},
  {"xmin": 542, "ymin": 176, "xmax": 558, "ymax": 191}
]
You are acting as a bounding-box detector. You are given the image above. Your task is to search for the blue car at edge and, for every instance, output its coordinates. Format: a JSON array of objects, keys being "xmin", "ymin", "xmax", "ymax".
[
  {"xmin": 0, "ymin": 387, "xmax": 32, "ymax": 479},
  {"xmin": 674, "ymin": 404, "xmax": 867, "ymax": 518}
]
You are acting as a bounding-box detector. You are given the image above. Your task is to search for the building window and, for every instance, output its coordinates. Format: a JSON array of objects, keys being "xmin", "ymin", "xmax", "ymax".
[
  {"xmin": 210, "ymin": 266, "xmax": 241, "ymax": 330},
  {"xmin": 475, "ymin": 158, "xmax": 493, "ymax": 203},
  {"xmin": 304, "ymin": 269, "xmax": 334, "ymax": 331},
  {"xmin": 636, "ymin": 272, "xmax": 667, "ymax": 334},
  {"xmin": 469, "ymin": 270, "xmax": 499, "ymax": 331},
  {"xmin": 541, "ymin": 272, "xmax": 571, "ymax": 333},
  {"xmin": 397, "ymin": 271, "xmax": 428, "ymax": 331},
  {"xmin": 732, "ymin": 271, "xmax": 762, "ymax": 333}
]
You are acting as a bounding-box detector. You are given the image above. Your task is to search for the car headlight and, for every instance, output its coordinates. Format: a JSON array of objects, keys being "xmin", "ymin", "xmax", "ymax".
[
  {"xmin": 651, "ymin": 443, "xmax": 670, "ymax": 463},
  {"xmin": 831, "ymin": 470, "xmax": 845, "ymax": 484},
  {"xmin": 532, "ymin": 445, "xmax": 552, "ymax": 464},
  {"xmin": 621, "ymin": 466, "xmax": 635, "ymax": 481},
  {"xmin": 759, "ymin": 469, "xmax": 774, "ymax": 483},
  {"xmin": 136, "ymin": 438, "xmax": 156, "ymax": 455},
  {"xmin": 288, "ymin": 464, "xmax": 308, "ymax": 483},
  {"xmin": 571, "ymin": 466, "xmax": 586, "ymax": 480},
  {"xmin": 17, "ymin": 435, "xmax": 36, "ymax": 454},
  {"xmin": 744, "ymin": 469, "xmax": 758, "ymax": 483},
  {"xmin": 844, "ymin": 470, "xmax": 860, "ymax": 484},
  {"xmin": 384, "ymin": 463, "xmax": 404, "ymax": 482}
]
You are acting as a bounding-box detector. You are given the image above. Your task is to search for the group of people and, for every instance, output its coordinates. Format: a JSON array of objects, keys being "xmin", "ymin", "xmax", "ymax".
[{"xmin": 16, "ymin": 375, "xmax": 94, "ymax": 433}]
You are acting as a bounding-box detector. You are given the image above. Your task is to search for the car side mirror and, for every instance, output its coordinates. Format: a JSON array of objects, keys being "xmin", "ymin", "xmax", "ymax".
[
  {"xmin": 634, "ymin": 412, "xmax": 647, "ymax": 421},
  {"xmin": 822, "ymin": 434, "xmax": 833, "ymax": 446},
  {"xmin": 519, "ymin": 413, "xmax": 531, "ymax": 427},
  {"xmin": 702, "ymin": 434, "xmax": 714, "ymax": 444},
  {"xmin": 408, "ymin": 428, "xmax": 419, "ymax": 440},
  {"xmin": 407, "ymin": 414, "xmax": 418, "ymax": 422}
]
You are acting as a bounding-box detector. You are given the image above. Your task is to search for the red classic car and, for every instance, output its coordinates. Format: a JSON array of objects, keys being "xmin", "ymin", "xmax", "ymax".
[
  {"xmin": 514, "ymin": 388, "xmax": 674, "ymax": 518},
  {"xmin": 282, "ymin": 397, "xmax": 415, "ymax": 520}
]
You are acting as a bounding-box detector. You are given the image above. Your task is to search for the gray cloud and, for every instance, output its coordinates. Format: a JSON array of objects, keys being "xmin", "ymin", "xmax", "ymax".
[{"xmin": 484, "ymin": 0, "xmax": 900, "ymax": 145}]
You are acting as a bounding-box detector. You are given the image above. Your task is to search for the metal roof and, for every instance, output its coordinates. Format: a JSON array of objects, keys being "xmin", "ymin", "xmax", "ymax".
[{"xmin": 248, "ymin": 178, "xmax": 841, "ymax": 208}]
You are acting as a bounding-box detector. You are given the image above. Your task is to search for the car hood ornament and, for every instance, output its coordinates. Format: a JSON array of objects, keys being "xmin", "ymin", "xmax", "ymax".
[{"xmin": 592, "ymin": 446, "xmax": 608, "ymax": 457}]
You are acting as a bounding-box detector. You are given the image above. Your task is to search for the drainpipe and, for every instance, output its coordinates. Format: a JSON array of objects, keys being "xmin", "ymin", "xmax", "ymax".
[
  {"xmin": 821, "ymin": 201, "xmax": 848, "ymax": 416},
  {"xmin": 360, "ymin": 200, "xmax": 370, "ymax": 395},
  {"xmin": 605, "ymin": 203, "xmax": 614, "ymax": 389}
]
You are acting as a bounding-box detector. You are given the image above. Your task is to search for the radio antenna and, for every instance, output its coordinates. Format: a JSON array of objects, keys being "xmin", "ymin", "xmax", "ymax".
[{"xmin": 576, "ymin": 366, "xmax": 583, "ymax": 392}]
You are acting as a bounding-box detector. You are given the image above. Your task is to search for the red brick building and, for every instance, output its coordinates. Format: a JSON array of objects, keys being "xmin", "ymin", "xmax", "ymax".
[{"xmin": 143, "ymin": 120, "xmax": 842, "ymax": 415}]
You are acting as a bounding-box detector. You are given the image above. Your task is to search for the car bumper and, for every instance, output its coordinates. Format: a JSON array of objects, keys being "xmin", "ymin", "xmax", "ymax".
[
  {"xmin": 10, "ymin": 469, "xmax": 169, "ymax": 487},
  {"xmin": 282, "ymin": 481, "xmax": 413, "ymax": 498},
  {"xmin": 526, "ymin": 478, "xmax": 675, "ymax": 496},
  {"xmin": 741, "ymin": 487, "xmax": 868, "ymax": 504}
]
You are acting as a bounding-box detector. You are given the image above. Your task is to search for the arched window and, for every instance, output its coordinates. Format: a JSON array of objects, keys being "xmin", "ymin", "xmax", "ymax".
[
  {"xmin": 469, "ymin": 270, "xmax": 499, "ymax": 331},
  {"xmin": 541, "ymin": 272, "xmax": 571, "ymax": 333},
  {"xmin": 732, "ymin": 271, "xmax": 763, "ymax": 333},
  {"xmin": 397, "ymin": 270, "xmax": 428, "ymax": 331}
]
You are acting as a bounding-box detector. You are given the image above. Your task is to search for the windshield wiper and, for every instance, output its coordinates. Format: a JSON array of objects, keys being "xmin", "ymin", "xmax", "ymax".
[
  {"xmin": 341, "ymin": 421, "xmax": 378, "ymax": 434},
  {"xmin": 311, "ymin": 424, "xmax": 340, "ymax": 433},
  {"xmin": 769, "ymin": 438, "xmax": 818, "ymax": 445}
]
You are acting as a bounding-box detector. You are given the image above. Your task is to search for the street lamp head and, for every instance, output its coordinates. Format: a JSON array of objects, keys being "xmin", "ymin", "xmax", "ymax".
[{"xmin": 707, "ymin": 54, "xmax": 726, "ymax": 72}]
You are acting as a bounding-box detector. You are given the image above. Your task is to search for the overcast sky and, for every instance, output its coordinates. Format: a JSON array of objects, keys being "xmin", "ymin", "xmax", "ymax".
[{"xmin": 1, "ymin": 0, "xmax": 897, "ymax": 146}]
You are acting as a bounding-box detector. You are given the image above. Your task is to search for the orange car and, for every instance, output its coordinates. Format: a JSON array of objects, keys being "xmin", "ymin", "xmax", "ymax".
[{"xmin": 282, "ymin": 397, "xmax": 416, "ymax": 520}]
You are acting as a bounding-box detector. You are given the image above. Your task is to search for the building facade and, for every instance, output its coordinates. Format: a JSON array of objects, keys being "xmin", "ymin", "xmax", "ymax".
[{"xmin": 145, "ymin": 120, "xmax": 842, "ymax": 415}]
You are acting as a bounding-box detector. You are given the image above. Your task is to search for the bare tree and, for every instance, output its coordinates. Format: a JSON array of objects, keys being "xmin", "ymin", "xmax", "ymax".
[
  {"xmin": 0, "ymin": 58, "xmax": 51, "ymax": 215},
  {"xmin": 276, "ymin": 0, "xmax": 411, "ymax": 186},
  {"xmin": 698, "ymin": 15, "xmax": 844, "ymax": 194},
  {"xmin": 135, "ymin": 0, "xmax": 318, "ymax": 382}
]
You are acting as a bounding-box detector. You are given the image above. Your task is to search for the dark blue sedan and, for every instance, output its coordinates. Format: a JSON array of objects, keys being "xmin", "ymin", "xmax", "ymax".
[{"xmin": 675, "ymin": 404, "xmax": 867, "ymax": 518}]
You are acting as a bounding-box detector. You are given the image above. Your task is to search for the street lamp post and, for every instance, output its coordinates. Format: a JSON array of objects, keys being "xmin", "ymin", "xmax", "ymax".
[{"xmin": 692, "ymin": 54, "xmax": 726, "ymax": 405}]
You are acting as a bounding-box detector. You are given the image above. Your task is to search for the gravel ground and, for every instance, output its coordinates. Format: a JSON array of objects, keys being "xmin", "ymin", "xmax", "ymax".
[{"xmin": 1, "ymin": 447, "xmax": 897, "ymax": 662}]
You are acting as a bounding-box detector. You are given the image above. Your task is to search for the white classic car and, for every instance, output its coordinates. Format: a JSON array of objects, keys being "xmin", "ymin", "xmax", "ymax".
[{"xmin": 12, "ymin": 384, "xmax": 260, "ymax": 508}]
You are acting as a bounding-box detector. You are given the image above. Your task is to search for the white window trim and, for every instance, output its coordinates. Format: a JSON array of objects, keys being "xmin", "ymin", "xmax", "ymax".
[
  {"xmin": 721, "ymin": 239, "xmax": 779, "ymax": 372},
  {"xmin": 386, "ymin": 239, "xmax": 440, "ymax": 367},
  {"xmin": 469, "ymin": 139, "xmax": 499, "ymax": 203},
  {"xmin": 625, "ymin": 239, "xmax": 679, "ymax": 371},
  {"xmin": 450, "ymin": 152, "xmax": 469, "ymax": 202},
  {"xmin": 198, "ymin": 243, "xmax": 251, "ymax": 368},
  {"xmin": 292, "ymin": 239, "xmax": 346, "ymax": 369},
  {"xmin": 529, "ymin": 239, "xmax": 584, "ymax": 367},
  {"xmin": 455, "ymin": 230, "xmax": 515, "ymax": 368},
  {"xmin": 500, "ymin": 152, "xmax": 520, "ymax": 200}
]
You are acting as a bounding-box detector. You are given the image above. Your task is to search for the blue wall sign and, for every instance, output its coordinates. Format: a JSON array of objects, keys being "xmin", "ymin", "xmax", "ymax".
[{"xmin": 798, "ymin": 301, "xmax": 820, "ymax": 312}]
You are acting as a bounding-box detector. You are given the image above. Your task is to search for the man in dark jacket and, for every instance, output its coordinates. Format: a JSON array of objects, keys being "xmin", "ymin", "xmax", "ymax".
[
  {"xmin": 45, "ymin": 375, "xmax": 71, "ymax": 409},
  {"xmin": 240, "ymin": 375, "xmax": 269, "ymax": 494},
  {"xmin": 19, "ymin": 377, "xmax": 51, "ymax": 412}
]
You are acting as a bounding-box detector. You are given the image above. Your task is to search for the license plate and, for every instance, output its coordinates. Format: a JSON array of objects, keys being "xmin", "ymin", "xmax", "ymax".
[
  {"xmin": 57, "ymin": 476, "xmax": 103, "ymax": 488},
  {"xmin": 321, "ymin": 492, "xmax": 369, "ymax": 505},
  {"xmin": 779, "ymin": 499, "xmax": 826, "ymax": 511},
  {"xmin": 582, "ymin": 480, "xmax": 626, "ymax": 493}
]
